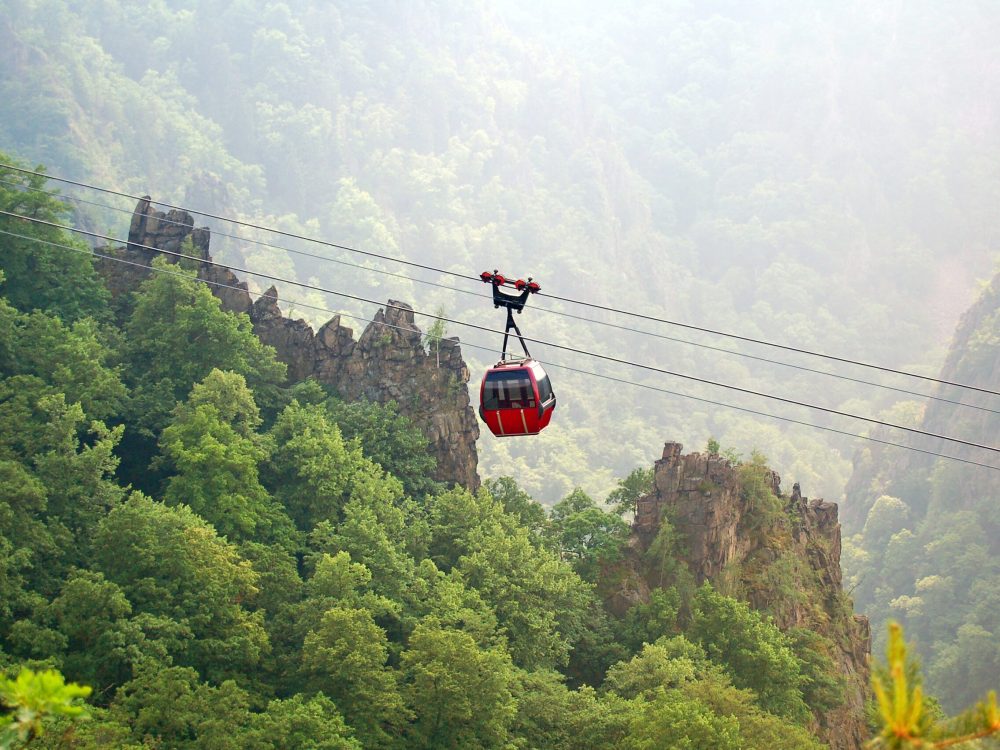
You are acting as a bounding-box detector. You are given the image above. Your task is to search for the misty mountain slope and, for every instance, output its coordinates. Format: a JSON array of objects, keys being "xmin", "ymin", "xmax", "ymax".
[{"xmin": 843, "ymin": 270, "xmax": 1000, "ymax": 711}]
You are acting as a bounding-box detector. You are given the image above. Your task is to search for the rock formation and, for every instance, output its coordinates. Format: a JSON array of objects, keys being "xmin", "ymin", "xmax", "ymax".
[
  {"xmin": 612, "ymin": 442, "xmax": 870, "ymax": 750},
  {"xmin": 97, "ymin": 198, "xmax": 480, "ymax": 490},
  {"xmin": 843, "ymin": 270, "xmax": 1000, "ymax": 531}
]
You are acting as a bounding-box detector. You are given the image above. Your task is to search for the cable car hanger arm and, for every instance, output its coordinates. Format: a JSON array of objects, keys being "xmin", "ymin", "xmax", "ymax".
[{"xmin": 481, "ymin": 270, "xmax": 539, "ymax": 360}]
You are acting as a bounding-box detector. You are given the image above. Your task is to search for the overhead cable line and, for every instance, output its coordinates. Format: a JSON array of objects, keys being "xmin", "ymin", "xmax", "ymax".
[
  {"xmin": 2, "ymin": 161, "xmax": 997, "ymax": 398},
  {"xmin": 4, "ymin": 209, "xmax": 999, "ymax": 457},
  {"xmin": 0, "ymin": 176, "xmax": 489, "ymax": 302},
  {"xmin": 1, "ymin": 173, "xmax": 996, "ymax": 416},
  {"xmin": 0, "ymin": 163, "xmax": 476, "ymax": 280},
  {"xmin": 4, "ymin": 225, "xmax": 998, "ymax": 474}
]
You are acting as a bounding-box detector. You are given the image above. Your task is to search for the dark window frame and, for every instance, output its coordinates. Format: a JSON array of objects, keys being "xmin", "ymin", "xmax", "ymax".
[{"xmin": 483, "ymin": 370, "xmax": 537, "ymax": 410}]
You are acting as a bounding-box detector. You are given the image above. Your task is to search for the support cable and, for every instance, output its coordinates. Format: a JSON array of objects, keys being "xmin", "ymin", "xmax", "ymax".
[
  {"xmin": 4, "ymin": 225, "xmax": 997, "ymax": 473},
  {"xmin": 3, "ymin": 209, "xmax": 999, "ymax": 456},
  {"xmin": 0, "ymin": 174, "xmax": 995, "ymax": 415},
  {"xmin": 2, "ymin": 161, "xmax": 997, "ymax": 398}
]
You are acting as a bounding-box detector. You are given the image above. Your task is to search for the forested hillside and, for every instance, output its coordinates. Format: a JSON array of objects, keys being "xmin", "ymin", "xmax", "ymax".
[
  {"xmin": 842, "ymin": 271, "xmax": 1000, "ymax": 713},
  {"xmin": 2, "ymin": 0, "xmax": 999, "ymax": 504},
  {"xmin": 0, "ymin": 167, "xmax": 853, "ymax": 747},
  {"xmin": 3, "ymin": 1, "xmax": 1000, "ymax": 744}
]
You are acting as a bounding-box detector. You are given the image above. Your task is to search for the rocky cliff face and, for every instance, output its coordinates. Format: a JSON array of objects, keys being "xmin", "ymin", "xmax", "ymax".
[
  {"xmin": 97, "ymin": 198, "xmax": 480, "ymax": 490},
  {"xmin": 843, "ymin": 271, "xmax": 1000, "ymax": 532},
  {"xmin": 611, "ymin": 442, "xmax": 870, "ymax": 750}
]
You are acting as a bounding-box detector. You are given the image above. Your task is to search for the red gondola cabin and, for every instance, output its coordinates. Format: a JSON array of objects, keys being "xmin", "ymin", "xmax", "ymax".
[{"xmin": 479, "ymin": 358, "xmax": 556, "ymax": 436}]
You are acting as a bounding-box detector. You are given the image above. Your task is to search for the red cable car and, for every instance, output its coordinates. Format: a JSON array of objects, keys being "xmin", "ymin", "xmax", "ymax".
[
  {"xmin": 477, "ymin": 271, "xmax": 556, "ymax": 437},
  {"xmin": 479, "ymin": 358, "xmax": 556, "ymax": 436}
]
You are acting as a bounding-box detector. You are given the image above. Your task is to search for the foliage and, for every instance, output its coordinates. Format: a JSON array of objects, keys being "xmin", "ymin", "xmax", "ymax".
[
  {"xmin": 400, "ymin": 622, "xmax": 516, "ymax": 749},
  {"xmin": 441, "ymin": 488, "xmax": 599, "ymax": 670},
  {"xmin": 606, "ymin": 467, "xmax": 654, "ymax": 517},
  {"xmin": 421, "ymin": 306, "xmax": 447, "ymax": 367},
  {"xmin": 122, "ymin": 258, "xmax": 286, "ymax": 436},
  {"xmin": 265, "ymin": 399, "xmax": 407, "ymax": 534},
  {"xmin": 112, "ymin": 666, "xmax": 253, "ymax": 749},
  {"xmin": 159, "ymin": 370, "xmax": 294, "ymax": 546},
  {"xmin": 0, "ymin": 298, "xmax": 125, "ymax": 422},
  {"xmin": 510, "ymin": 670, "xmax": 632, "ymax": 750},
  {"xmin": 643, "ymin": 508, "xmax": 695, "ymax": 600},
  {"xmin": 624, "ymin": 686, "xmax": 743, "ymax": 750},
  {"xmin": 603, "ymin": 636, "xmax": 710, "ymax": 699},
  {"xmin": 324, "ymin": 398, "xmax": 441, "ymax": 500},
  {"xmin": 605, "ymin": 636, "xmax": 824, "ymax": 750},
  {"xmin": 484, "ymin": 476, "xmax": 548, "ymax": 544},
  {"xmin": 0, "ymin": 157, "xmax": 109, "ymax": 323},
  {"xmin": 547, "ymin": 488, "xmax": 630, "ymax": 582},
  {"xmin": 868, "ymin": 622, "xmax": 1000, "ymax": 749},
  {"xmin": 737, "ymin": 451, "xmax": 784, "ymax": 530},
  {"xmin": 301, "ymin": 606, "xmax": 404, "ymax": 748},
  {"xmin": 690, "ymin": 583, "xmax": 810, "ymax": 724},
  {"xmin": 248, "ymin": 694, "xmax": 361, "ymax": 750},
  {"xmin": 0, "ymin": 667, "xmax": 90, "ymax": 749},
  {"xmin": 92, "ymin": 493, "xmax": 268, "ymax": 683},
  {"xmin": 786, "ymin": 627, "xmax": 846, "ymax": 715},
  {"xmin": 620, "ymin": 588, "xmax": 681, "ymax": 653}
]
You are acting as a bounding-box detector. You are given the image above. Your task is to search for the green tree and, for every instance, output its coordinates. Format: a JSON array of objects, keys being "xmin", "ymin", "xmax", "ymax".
[
  {"xmin": 621, "ymin": 589, "xmax": 681, "ymax": 653},
  {"xmin": 46, "ymin": 570, "xmax": 133, "ymax": 695},
  {"xmin": 312, "ymin": 493, "xmax": 418, "ymax": 607},
  {"xmin": 266, "ymin": 549, "xmax": 401, "ymax": 697},
  {"xmin": 0, "ymin": 295, "xmax": 125, "ymax": 422},
  {"xmin": 301, "ymin": 606, "xmax": 405, "ymax": 748},
  {"xmin": 689, "ymin": 583, "xmax": 810, "ymax": 723},
  {"xmin": 483, "ymin": 476, "xmax": 548, "ymax": 544},
  {"xmin": 456, "ymin": 515, "xmax": 595, "ymax": 670},
  {"xmin": 0, "ymin": 667, "xmax": 91, "ymax": 749},
  {"xmin": 737, "ymin": 451, "xmax": 784, "ymax": 529},
  {"xmin": 425, "ymin": 487, "xmax": 501, "ymax": 571},
  {"xmin": 111, "ymin": 666, "xmax": 252, "ymax": 750},
  {"xmin": 93, "ymin": 493, "xmax": 268, "ymax": 683},
  {"xmin": 399, "ymin": 560, "xmax": 497, "ymax": 646},
  {"xmin": 422, "ymin": 307, "xmax": 448, "ymax": 367},
  {"xmin": 683, "ymin": 676, "xmax": 824, "ymax": 750},
  {"xmin": 122, "ymin": 258, "xmax": 286, "ymax": 438},
  {"xmin": 400, "ymin": 622, "xmax": 516, "ymax": 749},
  {"xmin": 324, "ymin": 398, "xmax": 440, "ymax": 500},
  {"xmin": 264, "ymin": 400, "xmax": 400, "ymax": 531},
  {"xmin": 510, "ymin": 670, "xmax": 632, "ymax": 750},
  {"xmin": 929, "ymin": 623, "xmax": 1000, "ymax": 713},
  {"xmin": 624, "ymin": 687, "xmax": 741, "ymax": 750},
  {"xmin": 786, "ymin": 627, "xmax": 845, "ymax": 715},
  {"xmin": 604, "ymin": 636, "xmax": 708, "ymax": 699},
  {"xmin": 271, "ymin": 551, "xmax": 397, "ymax": 660},
  {"xmin": 548, "ymin": 488, "xmax": 629, "ymax": 582},
  {"xmin": 606, "ymin": 467, "xmax": 654, "ymax": 517},
  {"xmin": 248, "ymin": 694, "xmax": 361, "ymax": 750},
  {"xmin": 0, "ymin": 159, "xmax": 109, "ymax": 322},
  {"xmin": 605, "ymin": 637, "xmax": 822, "ymax": 750},
  {"xmin": 862, "ymin": 496, "xmax": 911, "ymax": 549},
  {"xmin": 159, "ymin": 369, "xmax": 294, "ymax": 546},
  {"xmin": 0, "ymin": 376, "xmax": 124, "ymax": 597},
  {"xmin": 424, "ymin": 486, "xmax": 599, "ymax": 670}
]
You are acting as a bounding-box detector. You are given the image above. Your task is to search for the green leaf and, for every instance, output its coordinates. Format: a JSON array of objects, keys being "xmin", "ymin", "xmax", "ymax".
[{"xmin": 0, "ymin": 667, "xmax": 91, "ymax": 747}]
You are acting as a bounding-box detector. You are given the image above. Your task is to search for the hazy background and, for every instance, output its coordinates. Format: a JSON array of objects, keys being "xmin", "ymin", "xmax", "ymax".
[{"xmin": 2, "ymin": 0, "xmax": 998, "ymax": 502}]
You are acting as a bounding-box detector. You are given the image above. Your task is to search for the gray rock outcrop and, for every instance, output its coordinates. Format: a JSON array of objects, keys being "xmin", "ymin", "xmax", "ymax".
[{"xmin": 97, "ymin": 198, "xmax": 480, "ymax": 490}]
